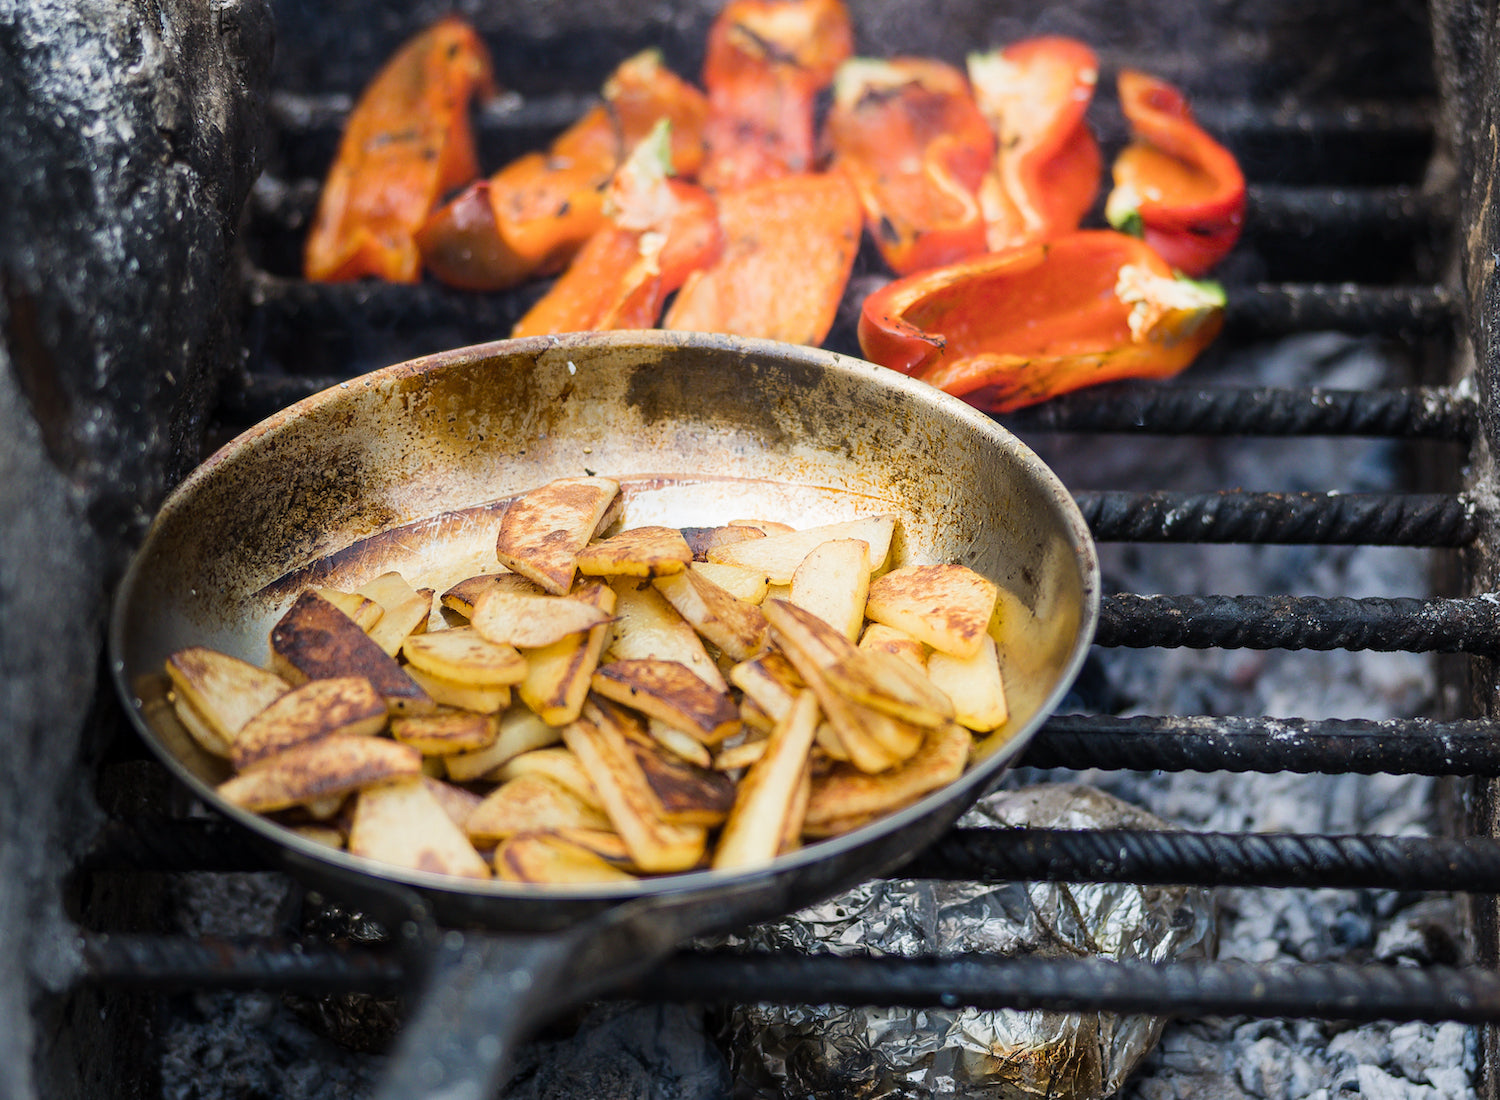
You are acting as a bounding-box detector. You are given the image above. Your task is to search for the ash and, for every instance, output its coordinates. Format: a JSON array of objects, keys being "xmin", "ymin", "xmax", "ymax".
[
  {"xmin": 1015, "ymin": 332, "xmax": 1478, "ymax": 1100},
  {"xmin": 158, "ymin": 333, "xmax": 1474, "ymax": 1100}
]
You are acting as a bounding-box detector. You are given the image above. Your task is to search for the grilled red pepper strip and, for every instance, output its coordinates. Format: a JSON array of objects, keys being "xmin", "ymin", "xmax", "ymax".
[
  {"xmin": 858, "ymin": 230, "xmax": 1225, "ymax": 413},
  {"xmin": 699, "ymin": 0, "xmax": 853, "ymax": 192},
  {"xmin": 1105, "ymin": 70, "xmax": 1246, "ymax": 276},
  {"xmin": 966, "ymin": 37, "xmax": 1101, "ymax": 252},
  {"xmin": 417, "ymin": 49, "xmax": 708, "ymax": 291},
  {"xmin": 826, "ymin": 57, "xmax": 994, "ymax": 276},
  {"xmin": 512, "ymin": 123, "xmax": 723, "ymax": 337},
  {"xmin": 304, "ymin": 17, "xmax": 495, "ymax": 283},
  {"xmin": 664, "ymin": 170, "xmax": 862, "ymax": 346}
]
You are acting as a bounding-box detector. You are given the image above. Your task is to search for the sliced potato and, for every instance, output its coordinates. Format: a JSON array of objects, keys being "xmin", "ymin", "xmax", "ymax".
[
  {"xmin": 419, "ymin": 774, "xmax": 483, "ymax": 830},
  {"xmin": 357, "ymin": 572, "xmax": 435, "ymax": 656},
  {"xmin": 165, "ymin": 646, "xmax": 290, "ymax": 756},
  {"xmin": 713, "ymin": 738, "xmax": 769, "ymax": 771},
  {"xmin": 804, "ymin": 722, "xmax": 971, "ymax": 832},
  {"xmin": 232, "ymin": 676, "xmax": 387, "ymax": 770},
  {"xmin": 495, "ymin": 476, "xmax": 620, "ymax": 594},
  {"xmin": 728, "ymin": 518, "xmax": 796, "ymax": 536},
  {"xmin": 401, "ymin": 626, "xmax": 527, "ymax": 686},
  {"xmin": 550, "ymin": 827, "xmax": 638, "ymax": 870},
  {"xmin": 859, "ymin": 622, "xmax": 928, "ymax": 670},
  {"xmin": 591, "ymin": 659, "xmax": 740, "ymax": 744},
  {"xmin": 270, "ymin": 590, "xmax": 433, "ymax": 714},
  {"xmin": 713, "ymin": 690, "xmax": 818, "ymax": 870},
  {"xmin": 518, "ymin": 580, "xmax": 617, "ymax": 725},
  {"xmin": 729, "ymin": 650, "xmax": 803, "ymax": 722},
  {"xmin": 926, "ymin": 633, "xmax": 1009, "ymax": 732},
  {"xmin": 391, "ymin": 708, "xmax": 500, "ymax": 755},
  {"xmin": 705, "ymin": 515, "xmax": 896, "ymax": 583},
  {"xmin": 443, "ymin": 705, "xmax": 561, "ymax": 782},
  {"xmin": 466, "ymin": 774, "xmax": 612, "ymax": 844},
  {"xmin": 788, "ymin": 537, "xmax": 870, "ymax": 640},
  {"xmin": 653, "ymin": 568, "xmax": 769, "ymax": 661},
  {"xmin": 349, "ymin": 777, "xmax": 491, "ymax": 879},
  {"xmin": 563, "ymin": 701, "xmax": 708, "ymax": 873},
  {"xmin": 170, "ymin": 695, "xmax": 237, "ymax": 760},
  {"xmin": 620, "ymin": 717, "xmax": 737, "ymax": 827},
  {"xmin": 821, "ymin": 647, "xmax": 954, "ymax": 729},
  {"xmin": 605, "ymin": 579, "xmax": 727, "ymax": 691},
  {"xmin": 216, "ymin": 735, "xmax": 422, "ymax": 813},
  {"xmin": 647, "ymin": 718, "xmax": 714, "ymax": 768},
  {"xmin": 494, "ymin": 831, "xmax": 637, "ymax": 884},
  {"xmin": 291, "ymin": 824, "xmax": 345, "ymax": 850},
  {"xmin": 680, "ymin": 524, "xmax": 763, "ymax": 562},
  {"xmin": 404, "ymin": 665, "xmax": 511, "ymax": 714},
  {"xmin": 864, "ymin": 563, "xmax": 999, "ymax": 658},
  {"xmin": 577, "ymin": 525, "xmax": 693, "ymax": 578},
  {"xmin": 689, "ymin": 561, "xmax": 771, "ymax": 604},
  {"xmin": 490, "ymin": 746, "xmax": 602, "ymax": 808},
  {"xmin": 440, "ymin": 572, "xmax": 513, "ymax": 619},
  {"xmin": 469, "ymin": 583, "xmax": 614, "ymax": 648},
  {"xmin": 309, "ymin": 586, "xmax": 384, "ymax": 631}
]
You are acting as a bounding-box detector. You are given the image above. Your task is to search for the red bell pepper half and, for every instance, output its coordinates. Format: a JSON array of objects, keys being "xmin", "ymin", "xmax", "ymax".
[
  {"xmin": 825, "ymin": 57, "xmax": 995, "ymax": 276},
  {"xmin": 858, "ymin": 230, "xmax": 1225, "ymax": 413},
  {"xmin": 966, "ymin": 36, "xmax": 1101, "ymax": 253},
  {"xmin": 304, "ymin": 17, "xmax": 495, "ymax": 283},
  {"xmin": 1105, "ymin": 70, "xmax": 1246, "ymax": 276}
]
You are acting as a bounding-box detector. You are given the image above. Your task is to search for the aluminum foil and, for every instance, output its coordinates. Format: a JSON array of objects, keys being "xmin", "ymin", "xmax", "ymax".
[{"xmin": 721, "ymin": 783, "xmax": 1217, "ymax": 1100}]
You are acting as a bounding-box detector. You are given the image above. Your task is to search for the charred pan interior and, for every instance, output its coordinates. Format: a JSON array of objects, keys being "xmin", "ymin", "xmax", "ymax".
[{"xmin": 10, "ymin": 0, "xmax": 1500, "ymax": 1097}]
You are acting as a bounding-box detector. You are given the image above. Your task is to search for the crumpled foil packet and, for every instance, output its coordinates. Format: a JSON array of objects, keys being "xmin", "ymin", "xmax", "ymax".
[{"xmin": 719, "ymin": 783, "xmax": 1217, "ymax": 1100}]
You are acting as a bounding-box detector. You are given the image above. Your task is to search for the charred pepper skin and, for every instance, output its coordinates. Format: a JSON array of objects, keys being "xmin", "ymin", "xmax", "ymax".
[
  {"xmin": 858, "ymin": 229, "xmax": 1225, "ymax": 413},
  {"xmin": 1106, "ymin": 70, "xmax": 1246, "ymax": 277}
]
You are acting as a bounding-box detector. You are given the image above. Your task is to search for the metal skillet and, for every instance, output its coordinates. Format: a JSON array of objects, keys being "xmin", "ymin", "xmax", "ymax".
[{"xmin": 109, "ymin": 330, "xmax": 1099, "ymax": 1097}]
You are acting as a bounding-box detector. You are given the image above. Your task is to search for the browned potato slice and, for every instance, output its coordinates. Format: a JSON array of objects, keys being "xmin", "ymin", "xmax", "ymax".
[
  {"xmin": 349, "ymin": 777, "xmax": 491, "ymax": 879},
  {"xmin": 563, "ymin": 700, "xmax": 708, "ymax": 873},
  {"xmin": 728, "ymin": 518, "xmax": 796, "ymax": 536},
  {"xmin": 490, "ymin": 746, "xmax": 602, "ymax": 808},
  {"xmin": 781, "ymin": 761, "xmax": 813, "ymax": 855},
  {"xmin": 739, "ymin": 695, "xmax": 777, "ymax": 735},
  {"xmin": 391, "ymin": 708, "xmax": 500, "ymax": 755},
  {"xmin": 859, "ymin": 622, "xmax": 928, "ymax": 669},
  {"xmin": 680, "ymin": 524, "xmax": 763, "ymax": 562},
  {"xmin": 232, "ymin": 676, "xmax": 387, "ymax": 770},
  {"xmin": 577, "ymin": 525, "xmax": 692, "ymax": 578},
  {"xmin": 814, "ymin": 721, "xmax": 851, "ymax": 761},
  {"xmin": 605, "ymin": 579, "xmax": 727, "ymax": 691},
  {"xmin": 469, "ymin": 584, "xmax": 614, "ymax": 648},
  {"xmin": 647, "ymin": 718, "xmax": 713, "ymax": 768},
  {"xmin": 619, "ymin": 715, "xmax": 737, "ymax": 827},
  {"xmin": 270, "ymin": 590, "xmax": 433, "ymax": 714},
  {"xmin": 309, "ymin": 586, "xmax": 384, "ymax": 631},
  {"xmin": 706, "ymin": 515, "xmax": 896, "ymax": 583},
  {"xmin": 653, "ymin": 568, "xmax": 769, "ymax": 661},
  {"xmin": 713, "ymin": 738, "xmax": 769, "ymax": 771},
  {"xmin": 689, "ymin": 561, "xmax": 771, "ymax": 604},
  {"xmin": 440, "ymin": 572, "xmax": 514, "ymax": 618},
  {"xmin": 401, "ymin": 626, "xmax": 527, "ymax": 686},
  {"xmin": 494, "ymin": 831, "xmax": 637, "ymax": 884},
  {"xmin": 713, "ymin": 690, "xmax": 818, "ymax": 870},
  {"xmin": 864, "ymin": 563, "xmax": 999, "ymax": 658},
  {"xmin": 495, "ymin": 476, "xmax": 620, "ymax": 594},
  {"xmin": 420, "ymin": 775, "xmax": 483, "ymax": 830},
  {"xmin": 788, "ymin": 537, "xmax": 870, "ymax": 640},
  {"xmin": 926, "ymin": 633, "xmax": 1009, "ymax": 731},
  {"xmin": 550, "ymin": 827, "xmax": 637, "ymax": 869},
  {"xmin": 404, "ymin": 666, "xmax": 510, "ymax": 714},
  {"xmin": 821, "ymin": 647, "xmax": 954, "ymax": 729},
  {"xmin": 804, "ymin": 722, "xmax": 971, "ymax": 832},
  {"xmin": 730, "ymin": 650, "xmax": 803, "ymax": 722},
  {"xmin": 444, "ymin": 705, "xmax": 561, "ymax": 782},
  {"xmin": 291, "ymin": 824, "xmax": 345, "ymax": 849},
  {"xmin": 518, "ymin": 580, "xmax": 616, "ymax": 725},
  {"xmin": 465, "ymin": 774, "xmax": 612, "ymax": 845},
  {"xmin": 217, "ymin": 735, "xmax": 422, "ymax": 813},
  {"xmin": 165, "ymin": 646, "xmax": 291, "ymax": 757},
  {"xmin": 357, "ymin": 572, "xmax": 435, "ymax": 656},
  {"xmin": 591, "ymin": 659, "xmax": 740, "ymax": 745},
  {"xmin": 171, "ymin": 696, "xmax": 236, "ymax": 759}
]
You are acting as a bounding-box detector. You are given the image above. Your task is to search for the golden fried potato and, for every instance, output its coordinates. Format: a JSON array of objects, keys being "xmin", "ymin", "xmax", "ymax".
[
  {"xmin": 356, "ymin": 572, "xmax": 435, "ymax": 655},
  {"xmin": 713, "ymin": 690, "xmax": 818, "ymax": 870},
  {"xmin": 165, "ymin": 646, "xmax": 290, "ymax": 757},
  {"xmin": 495, "ymin": 476, "xmax": 620, "ymax": 594},
  {"xmin": 518, "ymin": 580, "xmax": 616, "ymax": 725},
  {"xmin": 391, "ymin": 708, "xmax": 501, "ymax": 754},
  {"xmin": 232, "ymin": 676, "xmax": 387, "ymax": 770},
  {"xmin": 926, "ymin": 633, "xmax": 1009, "ymax": 732},
  {"xmin": 494, "ymin": 831, "xmax": 638, "ymax": 884},
  {"xmin": 705, "ymin": 515, "xmax": 896, "ymax": 583},
  {"xmin": 788, "ymin": 537, "xmax": 870, "ymax": 640},
  {"xmin": 469, "ymin": 583, "xmax": 614, "ymax": 648},
  {"xmin": 466, "ymin": 774, "xmax": 612, "ymax": 845},
  {"xmin": 577, "ymin": 525, "xmax": 692, "ymax": 578},
  {"xmin": 653, "ymin": 568, "xmax": 769, "ymax": 661},
  {"xmin": 270, "ymin": 590, "xmax": 433, "ymax": 714},
  {"xmin": 349, "ymin": 777, "xmax": 491, "ymax": 879},
  {"xmin": 217, "ymin": 735, "xmax": 422, "ymax": 813},
  {"xmin": 401, "ymin": 626, "xmax": 528, "ymax": 686},
  {"xmin": 443, "ymin": 705, "xmax": 561, "ymax": 782},
  {"xmin": 804, "ymin": 722, "xmax": 971, "ymax": 833},
  {"xmin": 864, "ymin": 563, "xmax": 999, "ymax": 658},
  {"xmin": 591, "ymin": 658, "xmax": 740, "ymax": 744}
]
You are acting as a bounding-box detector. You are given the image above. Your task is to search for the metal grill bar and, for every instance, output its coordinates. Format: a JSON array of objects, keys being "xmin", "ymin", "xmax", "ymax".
[
  {"xmin": 1077, "ymin": 490, "xmax": 1475, "ymax": 545},
  {"xmin": 1246, "ymin": 184, "xmax": 1443, "ymax": 238},
  {"xmin": 638, "ymin": 954, "xmax": 1500, "ymax": 1025},
  {"xmin": 1222, "ymin": 283, "xmax": 1457, "ymax": 339},
  {"xmin": 1003, "ymin": 383, "xmax": 1474, "ymax": 440},
  {"xmin": 1099, "ymin": 593, "xmax": 1500, "ymax": 654},
  {"xmin": 1026, "ymin": 714, "xmax": 1500, "ymax": 776},
  {"xmin": 79, "ymin": 932, "xmax": 404, "ymax": 993}
]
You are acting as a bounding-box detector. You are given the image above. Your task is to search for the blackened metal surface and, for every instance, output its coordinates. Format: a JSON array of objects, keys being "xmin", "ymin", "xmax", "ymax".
[
  {"xmin": 1078, "ymin": 490, "xmax": 1476, "ymax": 545},
  {"xmin": 1099, "ymin": 592, "xmax": 1500, "ymax": 654}
]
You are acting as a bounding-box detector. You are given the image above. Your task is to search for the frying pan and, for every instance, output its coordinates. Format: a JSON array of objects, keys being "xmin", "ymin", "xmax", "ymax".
[{"xmin": 109, "ymin": 330, "xmax": 1099, "ymax": 1097}]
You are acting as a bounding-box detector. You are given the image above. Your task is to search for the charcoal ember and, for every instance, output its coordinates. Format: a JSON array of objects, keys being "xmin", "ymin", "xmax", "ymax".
[{"xmin": 720, "ymin": 784, "xmax": 1215, "ymax": 1100}]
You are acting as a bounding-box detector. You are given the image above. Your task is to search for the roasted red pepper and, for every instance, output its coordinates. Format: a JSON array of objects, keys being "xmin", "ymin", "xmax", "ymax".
[
  {"xmin": 664, "ymin": 170, "xmax": 862, "ymax": 346},
  {"xmin": 858, "ymin": 230, "xmax": 1225, "ymax": 413},
  {"xmin": 304, "ymin": 17, "xmax": 495, "ymax": 283},
  {"xmin": 1105, "ymin": 70, "xmax": 1246, "ymax": 276},
  {"xmin": 512, "ymin": 122, "xmax": 723, "ymax": 337},
  {"xmin": 699, "ymin": 0, "xmax": 854, "ymax": 192},
  {"xmin": 966, "ymin": 37, "xmax": 1101, "ymax": 253},
  {"xmin": 418, "ymin": 49, "xmax": 709, "ymax": 291},
  {"xmin": 826, "ymin": 57, "xmax": 994, "ymax": 276}
]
